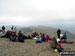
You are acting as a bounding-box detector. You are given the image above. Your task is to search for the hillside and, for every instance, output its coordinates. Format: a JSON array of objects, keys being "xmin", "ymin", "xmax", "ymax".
[
  {"xmin": 51, "ymin": 24, "xmax": 75, "ymax": 35},
  {"xmin": 20, "ymin": 26, "xmax": 75, "ymax": 38}
]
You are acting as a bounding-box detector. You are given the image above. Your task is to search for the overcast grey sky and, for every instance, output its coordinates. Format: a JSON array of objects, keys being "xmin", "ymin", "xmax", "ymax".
[{"xmin": 0, "ymin": 0, "xmax": 75, "ymax": 26}]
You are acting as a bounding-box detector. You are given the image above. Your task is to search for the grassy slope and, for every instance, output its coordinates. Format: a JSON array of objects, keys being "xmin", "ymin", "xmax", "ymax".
[
  {"xmin": 0, "ymin": 38, "xmax": 75, "ymax": 56},
  {"xmin": 20, "ymin": 26, "xmax": 75, "ymax": 38}
]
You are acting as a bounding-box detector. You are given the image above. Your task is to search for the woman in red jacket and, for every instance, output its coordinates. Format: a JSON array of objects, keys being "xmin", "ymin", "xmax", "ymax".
[
  {"xmin": 45, "ymin": 35, "xmax": 50, "ymax": 39},
  {"xmin": 45, "ymin": 34, "xmax": 51, "ymax": 42}
]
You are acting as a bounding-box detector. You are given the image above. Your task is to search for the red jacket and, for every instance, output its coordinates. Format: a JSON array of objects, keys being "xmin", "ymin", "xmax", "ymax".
[
  {"xmin": 56, "ymin": 43, "xmax": 61, "ymax": 47},
  {"xmin": 46, "ymin": 35, "xmax": 50, "ymax": 39}
]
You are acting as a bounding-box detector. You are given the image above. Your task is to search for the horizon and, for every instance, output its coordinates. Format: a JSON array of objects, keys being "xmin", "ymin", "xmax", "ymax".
[{"xmin": 0, "ymin": 25, "xmax": 75, "ymax": 34}]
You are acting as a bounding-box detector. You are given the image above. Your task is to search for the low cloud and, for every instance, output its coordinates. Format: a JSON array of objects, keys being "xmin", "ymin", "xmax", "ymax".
[{"xmin": 0, "ymin": 0, "xmax": 75, "ymax": 26}]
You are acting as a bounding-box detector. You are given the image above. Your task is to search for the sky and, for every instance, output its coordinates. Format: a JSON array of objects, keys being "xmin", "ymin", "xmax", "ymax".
[{"xmin": 0, "ymin": 0, "xmax": 75, "ymax": 26}]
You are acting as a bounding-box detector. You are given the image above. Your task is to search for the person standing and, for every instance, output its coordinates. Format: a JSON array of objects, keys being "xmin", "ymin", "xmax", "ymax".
[
  {"xmin": 11, "ymin": 26, "xmax": 14, "ymax": 30},
  {"xmin": 57, "ymin": 29, "xmax": 61, "ymax": 38},
  {"xmin": 2, "ymin": 25, "xmax": 5, "ymax": 31},
  {"xmin": 14, "ymin": 27, "xmax": 17, "ymax": 32}
]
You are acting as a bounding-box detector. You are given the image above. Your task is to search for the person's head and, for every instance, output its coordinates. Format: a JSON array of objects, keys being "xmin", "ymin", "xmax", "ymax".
[{"xmin": 53, "ymin": 36, "xmax": 56, "ymax": 39}]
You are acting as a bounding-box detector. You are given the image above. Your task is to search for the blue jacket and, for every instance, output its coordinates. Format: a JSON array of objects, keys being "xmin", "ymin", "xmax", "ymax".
[
  {"xmin": 41, "ymin": 34, "xmax": 47, "ymax": 41},
  {"xmin": 63, "ymin": 33, "xmax": 67, "ymax": 39}
]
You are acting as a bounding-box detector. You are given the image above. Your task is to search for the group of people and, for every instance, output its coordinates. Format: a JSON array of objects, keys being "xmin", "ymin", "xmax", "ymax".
[
  {"xmin": 50, "ymin": 29, "xmax": 68, "ymax": 52},
  {"xmin": 0, "ymin": 25, "xmax": 69, "ymax": 52},
  {"xmin": 29, "ymin": 30, "xmax": 67, "ymax": 52},
  {"xmin": 2, "ymin": 25, "xmax": 17, "ymax": 31},
  {"xmin": 32, "ymin": 32, "xmax": 51, "ymax": 42},
  {"xmin": 0, "ymin": 25, "xmax": 25, "ymax": 42}
]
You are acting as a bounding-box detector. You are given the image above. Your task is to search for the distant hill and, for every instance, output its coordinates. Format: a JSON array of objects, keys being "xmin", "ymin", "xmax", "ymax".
[
  {"xmin": 0, "ymin": 25, "xmax": 74, "ymax": 38},
  {"xmin": 20, "ymin": 26, "xmax": 75, "ymax": 38},
  {"xmin": 62, "ymin": 26, "xmax": 75, "ymax": 35},
  {"xmin": 50, "ymin": 24, "xmax": 75, "ymax": 35}
]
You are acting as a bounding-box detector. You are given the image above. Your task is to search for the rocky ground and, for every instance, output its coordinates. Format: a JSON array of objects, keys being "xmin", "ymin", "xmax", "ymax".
[{"xmin": 0, "ymin": 38, "xmax": 75, "ymax": 56}]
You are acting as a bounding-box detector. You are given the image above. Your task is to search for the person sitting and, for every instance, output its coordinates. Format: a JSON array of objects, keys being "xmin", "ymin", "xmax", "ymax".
[
  {"xmin": 30, "ymin": 35, "xmax": 32, "ymax": 39},
  {"xmin": 61, "ymin": 32, "xmax": 67, "ymax": 42},
  {"xmin": 38, "ymin": 33, "xmax": 42, "ymax": 39},
  {"xmin": 18, "ymin": 31, "xmax": 24, "ymax": 42},
  {"xmin": 32, "ymin": 32, "xmax": 36, "ymax": 37},
  {"xmin": 51, "ymin": 36, "xmax": 57, "ymax": 49},
  {"xmin": 45, "ymin": 34, "xmax": 51, "ymax": 41},
  {"xmin": 36, "ymin": 32, "xmax": 39, "ymax": 38},
  {"xmin": 41, "ymin": 34, "xmax": 48, "ymax": 42},
  {"xmin": 10, "ymin": 31, "xmax": 16, "ymax": 41},
  {"xmin": 1, "ymin": 31, "xmax": 6, "ymax": 38}
]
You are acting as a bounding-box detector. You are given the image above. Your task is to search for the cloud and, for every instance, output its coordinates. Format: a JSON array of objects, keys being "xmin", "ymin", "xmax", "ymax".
[{"xmin": 0, "ymin": 0, "xmax": 75, "ymax": 26}]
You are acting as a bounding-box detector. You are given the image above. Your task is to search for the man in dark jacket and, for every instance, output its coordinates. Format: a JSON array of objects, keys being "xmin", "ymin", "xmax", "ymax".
[
  {"xmin": 2, "ymin": 25, "xmax": 5, "ymax": 31},
  {"xmin": 11, "ymin": 26, "xmax": 14, "ymax": 30},
  {"xmin": 57, "ymin": 29, "xmax": 61, "ymax": 38},
  {"xmin": 18, "ymin": 31, "xmax": 24, "ymax": 42}
]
